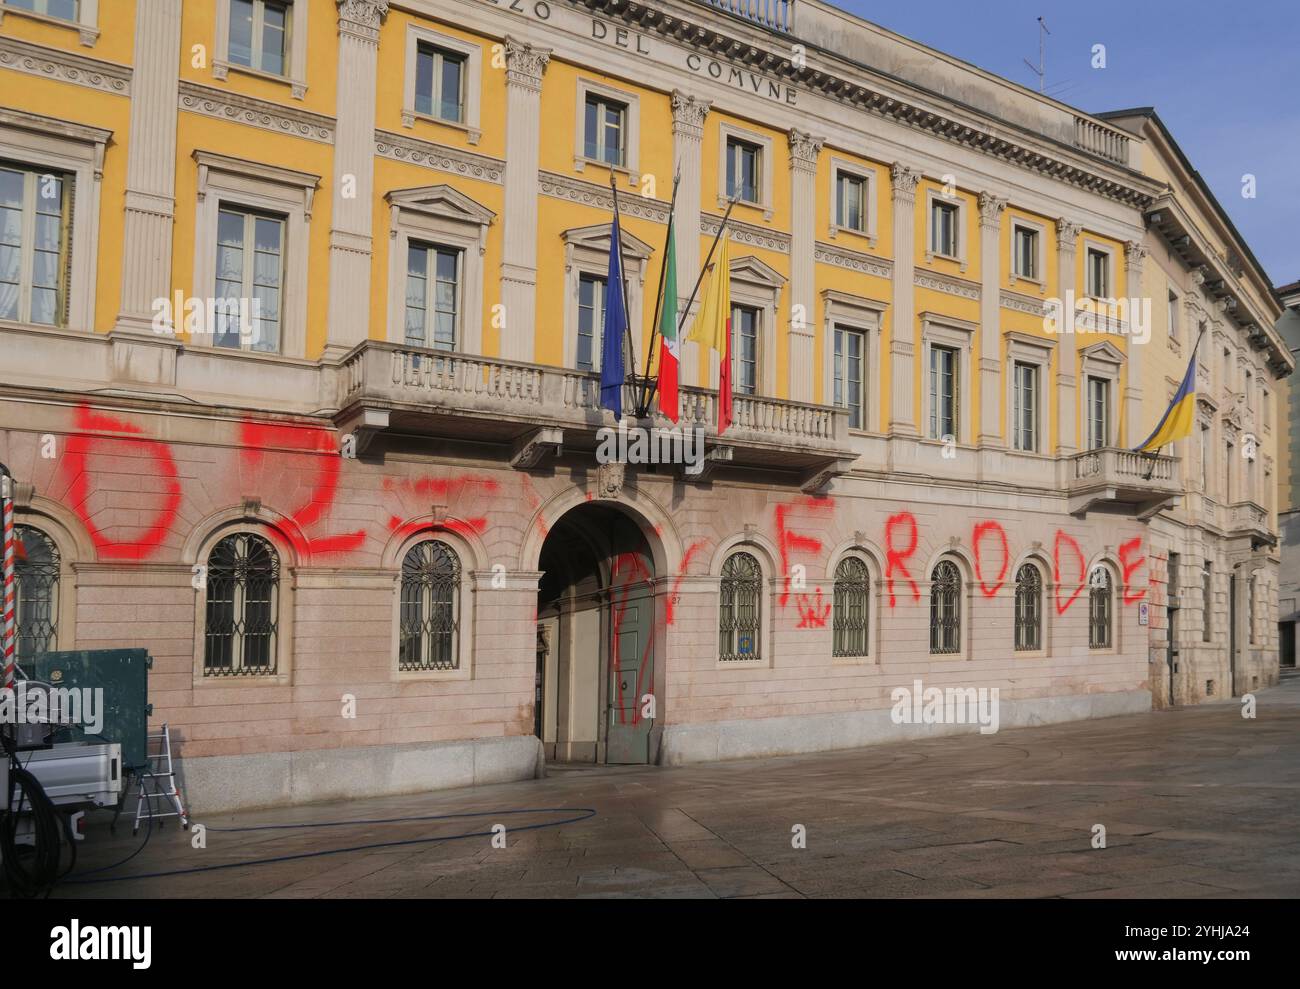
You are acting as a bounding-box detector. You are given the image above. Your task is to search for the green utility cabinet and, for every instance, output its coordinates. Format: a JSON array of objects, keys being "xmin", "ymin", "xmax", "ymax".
[{"xmin": 27, "ymin": 649, "xmax": 152, "ymax": 770}]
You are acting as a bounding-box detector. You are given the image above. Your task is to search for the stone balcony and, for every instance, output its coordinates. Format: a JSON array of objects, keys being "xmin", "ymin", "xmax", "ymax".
[
  {"xmin": 1226, "ymin": 500, "xmax": 1273, "ymax": 545},
  {"xmin": 335, "ymin": 341, "xmax": 855, "ymax": 490},
  {"xmin": 1065, "ymin": 447, "xmax": 1182, "ymax": 517}
]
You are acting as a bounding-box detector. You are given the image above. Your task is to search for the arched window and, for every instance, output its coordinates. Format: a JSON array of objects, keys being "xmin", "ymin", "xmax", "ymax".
[
  {"xmin": 833, "ymin": 556, "xmax": 869, "ymax": 657},
  {"xmin": 1089, "ymin": 566, "xmax": 1113, "ymax": 649},
  {"xmin": 204, "ymin": 532, "xmax": 280, "ymax": 676},
  {"xmin": 930, "ymin": 560, "xmax": 961, "ymax": 654},
  {"xmin": 1014, "ymin": 563, "xmax": 1043, "ymax": 652},
  {"xmin": 399, "ymin": 540, "xmax": 461, "ymax": 671},
  {"xmin": 14, "ymin": 525, "xmax": 59, "ymax": 663},
  {"xmin": 719, "ymin": 551, "xmax": 762, "ymax": 661}
]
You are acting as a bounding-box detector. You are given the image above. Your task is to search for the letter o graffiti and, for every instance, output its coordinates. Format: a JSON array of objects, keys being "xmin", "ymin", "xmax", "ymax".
[{"xmin": 972, "ymin": 520, "xmax": 1009, "ymax": 597}]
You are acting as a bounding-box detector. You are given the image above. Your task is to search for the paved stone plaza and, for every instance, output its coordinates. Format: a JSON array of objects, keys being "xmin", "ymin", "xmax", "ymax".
[{"xmin": 59, "ymin": 672, "xmax": 1300, "ymax": 899}]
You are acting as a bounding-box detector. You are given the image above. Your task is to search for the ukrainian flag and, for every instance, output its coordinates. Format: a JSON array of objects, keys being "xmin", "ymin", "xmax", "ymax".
[{"xmin": 1133, "ymin": 351, "xmax": 1196, "ymax": 453}]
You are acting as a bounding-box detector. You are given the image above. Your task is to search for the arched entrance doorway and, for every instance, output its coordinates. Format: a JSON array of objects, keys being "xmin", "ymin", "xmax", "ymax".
[{"xmin": 536, "ymin": 501, "xmax": 662, "ymax": 765}]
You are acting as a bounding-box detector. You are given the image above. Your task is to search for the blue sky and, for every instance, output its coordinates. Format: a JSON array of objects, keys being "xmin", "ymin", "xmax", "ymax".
[{"xmin": 832, "ymin": 0, "xmax": 1299, "ymax": 287}]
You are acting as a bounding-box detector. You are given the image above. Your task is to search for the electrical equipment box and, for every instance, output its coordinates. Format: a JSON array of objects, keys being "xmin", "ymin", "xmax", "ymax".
[{"xmin": 26, "ymin": 649, "xmax": 152, "ymax": 771}]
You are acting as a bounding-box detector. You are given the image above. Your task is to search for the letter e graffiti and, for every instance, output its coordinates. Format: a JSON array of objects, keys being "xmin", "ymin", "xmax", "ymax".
[{"xmin": 1118, "ymin": 537, "xmax": 1146, "ymax": 603}]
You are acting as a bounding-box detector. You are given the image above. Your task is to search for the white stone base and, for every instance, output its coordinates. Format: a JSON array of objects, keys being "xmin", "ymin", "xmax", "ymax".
[
  {"xmin": 658, "ymin": 690, "xmax": 1152, "ymax": 765},
  {"xmin": 180, "ymin": 735, "xmax": 545, "ymax": 814}
]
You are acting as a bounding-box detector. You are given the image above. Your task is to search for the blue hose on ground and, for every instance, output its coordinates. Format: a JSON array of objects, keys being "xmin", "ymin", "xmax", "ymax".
[{"xmin": 62, "ymin": 806, "xmax": 597, "ymax": 885}]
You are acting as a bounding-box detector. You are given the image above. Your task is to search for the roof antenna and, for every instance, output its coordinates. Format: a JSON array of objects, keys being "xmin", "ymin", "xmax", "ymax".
[{"xmin": 1023, "ymin": 16, "xmax": 1050, "ymax": 93}]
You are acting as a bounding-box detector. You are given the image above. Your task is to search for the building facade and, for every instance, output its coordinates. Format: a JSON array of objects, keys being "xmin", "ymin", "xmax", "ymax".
[
  {"xmin": 0, "ymin": 0, "xmax": 1289, "ymax": 811},
  {"xmin": 1274, "ymin": 280, "xmax": 1300, "ymax": 667}
]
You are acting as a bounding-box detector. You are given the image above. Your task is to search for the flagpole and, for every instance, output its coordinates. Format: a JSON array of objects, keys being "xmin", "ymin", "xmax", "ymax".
[
  {"xmin": 635, "ymin": 167, "xmax": 681, "ymax": 418},
  {"xmin": 608, "ymin": 173, "xmax": 638, "ymax": 411},
  {"xmin": 642, "ymin": 190, "xmax": 741, "ymax": 413}
]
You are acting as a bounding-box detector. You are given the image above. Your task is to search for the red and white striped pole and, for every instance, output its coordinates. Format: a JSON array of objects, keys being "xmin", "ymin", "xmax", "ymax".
[{"xmin": 2, "ymin": 468, "xmax": 15, "ymax": 692}]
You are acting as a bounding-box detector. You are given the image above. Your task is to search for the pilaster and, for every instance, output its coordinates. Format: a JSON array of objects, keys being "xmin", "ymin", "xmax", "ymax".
[
  {"xmin": 1123, "ymin": 239, "xmax": 1147, "ymax": 447},
  {"xmin": 324, "ymin": 0, "xmax": 388, "ymax": 359},
  {"xmin": 977, "ymin": 192, "xmax": 1007, "ymax": 446},
  {"xmin": 889, "ymin": 163, "xmax": 920, "ymax": 436},
  {"xmin": 1056, "ymin": 218, "xmax": 1082, "ymax": 455},
  {"xmin": 787, "ymin": 129, "xmax": 822, "ymax": 402},
  {"xmin": 499, "ymin": 37, "xmax": 551, "ymax": 362},
  {"xmin": 671, "ymin": 91, "xmax": 710, "ymax": 387},
  {"xmin": 114, "ymin": 0, "xmax": 183, "ymax": 335}
]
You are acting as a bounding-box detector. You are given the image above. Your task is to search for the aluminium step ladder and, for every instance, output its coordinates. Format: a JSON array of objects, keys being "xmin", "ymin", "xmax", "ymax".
[{"xmin": 130, "ymin": 723, "xmax": 189, "ymax": 835}]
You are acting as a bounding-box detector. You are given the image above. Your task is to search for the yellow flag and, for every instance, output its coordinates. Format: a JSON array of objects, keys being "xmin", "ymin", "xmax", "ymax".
[{"xmin": 687, "ymin": 233, "xmax": 730, "ymax": 354}]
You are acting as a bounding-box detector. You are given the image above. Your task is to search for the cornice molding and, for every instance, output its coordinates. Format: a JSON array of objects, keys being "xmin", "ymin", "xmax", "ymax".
[
  {"xmin": 814, "ymin": 242, "xmax": 893, "ymax": 280},
  {"xmin": 178, "ymin": 81, "xmax": 335, "ymax": 143},
  {"xmin": 375, "ymin": 129, "xmax": 503, "ymax": 184},
  {"xmin": 1000, "ymin": 289, "xmax": 1049, "ymax": 317},
  {"xmin": 0, "ymin": 35, "xmax": 130, "ymax": 96},
  {"xmin": 575, "ymin": 0, "xmax": 1159, "ymax": 208},
  {"xmin": 539, "ymin": 171, "xmax": 672, "ymax": 223},
  {"xmin": 701, "ymin": 212, "xmax": 791, "ymax": 253},
  {"xmin": 915, "ymin": 269, "xmax": 981, "ymax": 302}
]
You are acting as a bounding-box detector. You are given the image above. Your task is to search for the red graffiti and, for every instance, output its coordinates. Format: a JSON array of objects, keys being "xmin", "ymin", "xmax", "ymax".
[
  {"xmin": 884, "ymin": 511, "xmax": 919, "ymax": 607},
  {"xmin": 239, "ymin": 421, "xmax": 365, "ymax": 557},
  {"xmin": 666, "ymin": 539, "xmax": 710, "ymax": 626},
  {"xmin": 775, "ymin": 497, "xmax": 832, "ymax": 607},
  {"xmin": 1119, "ymin": 537, "xmax": 1147, "ymax": 604},
  {"xmin": 63, "ymin": 404, "xmax": 182, "ymax": 560},
  {"xmin": 609, "ymin": 551, "xmax": 654, "ymax": 726},
  {"xmin": 972, "ymin": 520, "xmax": 1010, "ymax": 597},
  {"xmin": 794, "ymin": 588, "xmax": 831, "ymax": 628},
  {"xmin": 1053, "ymin": 530, "xmax": 1086, "ymax": 614}
]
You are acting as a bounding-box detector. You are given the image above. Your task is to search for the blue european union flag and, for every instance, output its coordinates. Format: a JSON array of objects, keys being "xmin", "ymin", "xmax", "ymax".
[{"xmin": 599, "ymin": 214, "xmax": 628, "ymax": 419}]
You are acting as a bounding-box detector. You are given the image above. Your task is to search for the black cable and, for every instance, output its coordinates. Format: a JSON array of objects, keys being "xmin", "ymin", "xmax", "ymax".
[
  {"xmin": 64, "ymin": 806, "xmax": 596, "ymax": 885},
  {"xmin": 1, "ymin": 760, "xmax": 66, "ymax": 897}
]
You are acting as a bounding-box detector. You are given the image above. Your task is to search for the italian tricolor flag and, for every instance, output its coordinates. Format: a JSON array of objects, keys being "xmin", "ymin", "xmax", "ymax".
[{"xmin": 657, "ymin": 213, "xmax": 680, "ymax": 422}]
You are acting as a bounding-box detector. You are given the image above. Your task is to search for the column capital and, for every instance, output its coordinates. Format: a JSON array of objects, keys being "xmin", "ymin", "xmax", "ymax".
[
  {"xmin": 504, "ymin": 36, "xmax": 551, "ymax": 92},
  {"xmin": 788, "ymin": 129, "xmax": 824, "ymax": 173},
  {"xmin": 977, "ymin": 191, "xmax": 1007, "ymax": 230},
  {"xmin": 1057, "ymin": 218, "xmax": 1083, "ymax": 251},
  {"xmin": 336, "ymin": 0, "xmax": 388, "ymax": 41},
  {"xmin": 891, "ymin": 163, "xmax": 921, "ymax": 203},
  {"xmin": 1124, "ymin": 239, "xmax": 1148, "ymax": 271},
  {"xmin": 671, "ymin": 90, "xmax": 711, "ymax": 138}
]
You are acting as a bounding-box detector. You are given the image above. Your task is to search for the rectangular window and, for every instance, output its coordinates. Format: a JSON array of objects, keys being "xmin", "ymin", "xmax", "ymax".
[
  {"xmin": 1086, "ymin": 247, "xmax": 1109, "ymax": 298},
  {"xmin": 930, "ymin": 201, "xmax": 958, "ymax": 257},
  {"xmin": 583, "ymin": 95, "xmax": 627, "ymax": 167},
  {"xmin": 1012, "ymin": 361, "xmax": 1038, "ymax": 452},
  {"xmin": 1086, "ymin": 376, "xmax": 1109, "ymax": 449},
  {"xmin": 405, "ymin": 242, "xmax": 460, "ymax": 351},
  {"xmin": 228, "ymin": 0, "xmax": 290, "ymax": 77},
  {"xmin": 7, "ymin": 0, "xmax": 79, "ymax": 21},
  {"xmin": 0, "ymin": 164, "xmax": 71, "ymax": 327},
  {"xmin": 1167, "ymin": 289, "xmax": 1179, "ymax": 339},
  {"xmin": 833, "ymin": 326, "xmax": 865, "ymax": 429},
  {"xmin": 835, "ymin": 171, "xmax": 866, "ymax": 232},
  {"xmin": 928, "ymin": 344, "xmax": 958, "ymax": 440},
  {"xmin": 415, "ymin": 43, "xmax": 466, "ymax": 124},
  {"xmin": 576, "ymin": 272, "xmax": 607, "ymax": 372},
  {"xmin": 1200, "ymin": 423, "xmax": 1211, "ymax": 491},
  {"xmin": 731, "ymin": 303, "xmax": 758, "ymax": 395},
  {"xmin": 726, "ymin": 138, "xmax": 761, "ymax": 204},
  {"xmin": 1202, "ymin": 561, "xmax": 1213, "ymax": 642},
  {"xmin": 1013, "ymin": 225, "xmax": 1038, "ymax": 280},
  {"xmin": 214, "ymin": 206, "xmax": 284, "ymax": 352}
]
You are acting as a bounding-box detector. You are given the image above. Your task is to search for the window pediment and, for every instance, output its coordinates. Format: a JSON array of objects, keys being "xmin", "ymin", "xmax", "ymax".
[
  {"xmin": 386, "ymin": 184, "xmax": 496, "ymax": 228},
  {"xmin": 730, "ymin": 254, "xmax": 786, "ymax": 290},
  {"xmin": 1079, "ymin": 340, "xmax": 1126, "ymax": 367},
  {"xmin": 561, "ymin": 223, "xmax": 654, "ymax": 262}
]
